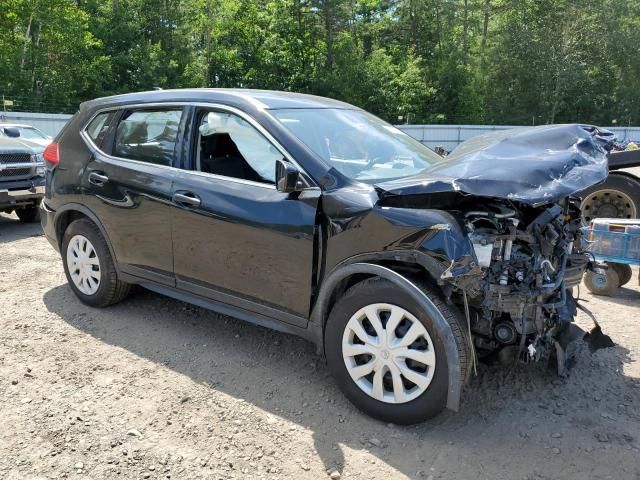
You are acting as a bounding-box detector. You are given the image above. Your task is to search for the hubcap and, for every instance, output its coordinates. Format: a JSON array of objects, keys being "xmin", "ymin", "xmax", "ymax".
[
  {"xmin": 580, "ymin": 189, "xmax": 637, "ymax": 222},
  {"xmin": 66, "ymin": 235, "xmax": 101, "ymax": 295},
  {"xmin": 593, "ymin": 273, "xmax": 608, "ymax": 289},
  {"xmin": 342, "ymin": 303, "xmax": 436, "ymax": 404}
]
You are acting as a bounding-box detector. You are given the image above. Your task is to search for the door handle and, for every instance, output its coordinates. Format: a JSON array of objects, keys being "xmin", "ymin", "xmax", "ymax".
[
  {"xmin": 88, "ymin": 171, "xmax": 109, "ymax": 186},
  {"xmin": 173, "ymin": 192, "xmax": 201, "ymax": 208}
]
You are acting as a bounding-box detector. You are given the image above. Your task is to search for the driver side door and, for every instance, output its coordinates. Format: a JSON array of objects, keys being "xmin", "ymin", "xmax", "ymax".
[{"xmin": 171, "ymin": 107, "xmax": 321, "ymax": 324}]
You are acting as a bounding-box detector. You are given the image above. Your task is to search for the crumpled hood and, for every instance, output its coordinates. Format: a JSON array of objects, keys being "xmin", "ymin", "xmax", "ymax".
[{"xmin": 376, "ymin": 124, "xmax": 608, "ymax": 206}]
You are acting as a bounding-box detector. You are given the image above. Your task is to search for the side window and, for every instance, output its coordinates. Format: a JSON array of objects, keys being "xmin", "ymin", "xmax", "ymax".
[
  {"xmin": 86, "ymin": 111, "xmax": 115, "ymax": 147},
  {"xmin": 114, "ymin": 109, "xmax": 182, "ymax": 166},
  {"xmin": 196, "ymin": 111, "xmax": 282, "ymax": 184}
]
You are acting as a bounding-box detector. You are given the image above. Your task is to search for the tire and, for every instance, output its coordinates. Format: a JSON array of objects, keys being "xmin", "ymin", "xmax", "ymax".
[
  {"xmin": 324, "ymin": 277, "xmax": 470, "ymax": 425},
  {"xmin": 580, "ymin": 173, "xmax": 640, "ymax": 222},
  {"xmin": 610, "ymin": 263, "xmax": 633, "ymax": 287},
  {"xmin": 584, "ymin": 268, "xmax": 619, "ymax": 296},
  {"xmin": 61, "ymin": 218, "xmax": 131, "ymax": 307},
  {"xmin": 16, "ymin": 205, "xmax": 41, "ymax": 223}
]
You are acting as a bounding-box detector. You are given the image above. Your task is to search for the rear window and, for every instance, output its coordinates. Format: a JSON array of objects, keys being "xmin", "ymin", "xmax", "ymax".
[
  {"xmin": 86, "ymin": 112, "xmax": 115, "ymax": 147},
  {"xmin": 113, "ymin": 109, "xmax": 182, "ymax": 166}
]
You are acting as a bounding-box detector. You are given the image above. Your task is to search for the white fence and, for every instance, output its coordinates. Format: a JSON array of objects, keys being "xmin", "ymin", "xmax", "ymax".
[
  {"xmin": 399, "ymin": 124, "xmax": 640, "ymax": 151},
  {"xmin": 0, "ymin": 111, "xmax": 72, "ymax": 137},
  {"xmin": 2, "ymin": 111, "xmax": 639, "ymax": 152}
]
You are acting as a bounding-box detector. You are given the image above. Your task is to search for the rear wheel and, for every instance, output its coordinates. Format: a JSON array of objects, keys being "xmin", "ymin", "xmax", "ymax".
[
  {"xmin": 62, "ymin": 219, "xmax": 130, "ymax": 307},
  {"xmin": 16, "ymin": 205, "xmax": 41, "ymax": 223},
  {"xmin": 324, "ymin": 277, "xmax": 469, "ymax": 424}
]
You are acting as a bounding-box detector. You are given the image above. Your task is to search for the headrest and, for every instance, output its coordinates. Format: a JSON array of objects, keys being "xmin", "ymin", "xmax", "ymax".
[{"xmin": 199, "ymin": 112, "xmax": 245, "ymax": 137}]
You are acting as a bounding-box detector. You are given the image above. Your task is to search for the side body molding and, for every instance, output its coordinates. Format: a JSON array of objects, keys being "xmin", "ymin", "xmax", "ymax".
[{"xmin": 311, "ymin": 262, "xmax": 463, "ymax": 411}]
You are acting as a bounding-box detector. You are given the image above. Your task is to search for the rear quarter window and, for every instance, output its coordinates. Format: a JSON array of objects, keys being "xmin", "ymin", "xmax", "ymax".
[{"xmin": 85, "ymin": 111, "xmax": 115, "ymax": 147}]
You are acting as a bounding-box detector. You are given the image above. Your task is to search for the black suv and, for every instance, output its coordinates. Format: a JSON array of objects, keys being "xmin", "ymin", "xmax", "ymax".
[{"xmin": 41, "ymin": 89, "xmax": 607, "ymax": 424}]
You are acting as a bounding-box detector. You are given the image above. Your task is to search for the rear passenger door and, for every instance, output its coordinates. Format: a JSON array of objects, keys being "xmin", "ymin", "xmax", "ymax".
[{"xmin": 82, "ymin": 107, "xmax": 186, "ymax": 286}]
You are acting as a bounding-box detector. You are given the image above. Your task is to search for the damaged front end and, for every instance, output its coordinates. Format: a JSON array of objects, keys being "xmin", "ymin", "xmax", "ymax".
[
  {"xmin": 449, "ymin": 198, "xmax": 589, "ymax": 375},
  {"xmin": 374, "ymin": 124, "xmax": 613, "ymax": 375}
]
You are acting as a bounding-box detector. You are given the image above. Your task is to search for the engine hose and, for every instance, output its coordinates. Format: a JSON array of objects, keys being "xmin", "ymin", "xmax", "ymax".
[
  {"xmin": 462, "ymin": 291, "xmax": 478, "ymax": 376},
  {"xmin": 541, "ymin": 253, "xmax": 568, "ymax": 290}
]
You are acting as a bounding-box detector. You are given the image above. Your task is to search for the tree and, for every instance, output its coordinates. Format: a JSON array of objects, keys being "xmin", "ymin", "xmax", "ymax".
[{"xmin": 1, "ymin": 0, "xmax": 638, "ymax": 125}]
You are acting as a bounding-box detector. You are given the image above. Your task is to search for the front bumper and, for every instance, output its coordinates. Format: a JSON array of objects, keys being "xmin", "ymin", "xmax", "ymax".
[{"xmin": 0, "ymin": 179, "xmax": 45, "ymax": 209}]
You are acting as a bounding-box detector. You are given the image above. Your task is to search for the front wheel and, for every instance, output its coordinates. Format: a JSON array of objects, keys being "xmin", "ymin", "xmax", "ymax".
[{"xmin": 325, "ymin": 277, "xmax": 470, "ymax": 424}]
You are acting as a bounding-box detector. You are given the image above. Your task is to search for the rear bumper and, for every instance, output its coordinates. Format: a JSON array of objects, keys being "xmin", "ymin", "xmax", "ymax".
[{"xmin": 40, "ymin": 200, "xmax": 59, "ymax": 252}]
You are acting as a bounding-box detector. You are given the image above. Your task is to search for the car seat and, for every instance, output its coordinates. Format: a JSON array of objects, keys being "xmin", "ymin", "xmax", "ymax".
[{"xmin": 200, "ymin": 133, "xmax": 263, "ymax": 182}]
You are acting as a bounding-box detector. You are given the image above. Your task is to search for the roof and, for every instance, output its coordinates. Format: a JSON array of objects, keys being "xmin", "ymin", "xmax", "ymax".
[{"xmin": 80, "ymin": 88, "xmax": 358, "ymax": 112}]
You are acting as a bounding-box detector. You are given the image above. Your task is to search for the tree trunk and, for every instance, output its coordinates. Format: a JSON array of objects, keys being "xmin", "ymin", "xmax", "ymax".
[
  {"xmin": 20, "ymin": 14, "xmax": 33, "ymax": 71},
  {"xmin": 462, "ymin": 0, "xmax": 469, "ymax": 64},
  {"xmin": 31, "ymin": 23, "xmax": 41, "ymax": 94},
  {"xmin": 481, "ymin": 0, "xmax": 491, "ymax": 65},
  {"xmin": 324, "ymin": 0, "xmax": 334, "ymax": 72}
]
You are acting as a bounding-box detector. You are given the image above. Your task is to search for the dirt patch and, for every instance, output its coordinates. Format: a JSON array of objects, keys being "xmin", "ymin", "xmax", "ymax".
[{"xmin": 1, "ymin": 212, "xmax": 639, "ymax": 480}]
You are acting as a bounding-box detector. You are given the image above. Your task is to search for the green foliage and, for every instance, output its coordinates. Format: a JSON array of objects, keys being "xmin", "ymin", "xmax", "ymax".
[{"xmin": 0, "ymin": 0, "xmax": 638, "ymax": 125}]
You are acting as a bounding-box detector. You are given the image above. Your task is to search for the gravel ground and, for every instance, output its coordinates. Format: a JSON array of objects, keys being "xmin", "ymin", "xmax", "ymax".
[{"xmin": 1, "ymin": 212, "xmax": 639, "ymax": 480}]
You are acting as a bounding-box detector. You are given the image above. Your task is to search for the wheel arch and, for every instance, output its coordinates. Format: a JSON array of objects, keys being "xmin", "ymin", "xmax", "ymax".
[
  {"xmin": 311, "ymin": 261, "xmax": 463, "ymax": 411},
  {"xmin": 54, "ymin": 204, "xmax": 121, "ymax": 274}
]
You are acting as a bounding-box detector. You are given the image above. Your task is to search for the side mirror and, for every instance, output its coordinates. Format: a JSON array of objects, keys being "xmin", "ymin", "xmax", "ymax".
[
  {"xmin": 3, "ymin": 127, "xmax": 20, "ymax": 138},
  {"xmin": 275, "ymin": 159, "xmax": 302, "ymax": 193}
]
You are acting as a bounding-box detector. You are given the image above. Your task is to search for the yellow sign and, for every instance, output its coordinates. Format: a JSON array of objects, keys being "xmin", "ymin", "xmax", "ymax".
[{"xmin": 3, "ymin": 99, "xmax": 13, "ymax": 107}]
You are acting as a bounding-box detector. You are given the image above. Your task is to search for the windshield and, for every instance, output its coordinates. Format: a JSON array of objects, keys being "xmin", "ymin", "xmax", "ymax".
[
  {"xmin": 1, "ymin": 126, "xmax": 48, "ymax": 140},
  {"xmin": 17, "ymin": 127, "xmax": 48, "ymax": 140},
  {"xmin": 270, "ymin": 108, "xmax": 442, "ymax": 182}
]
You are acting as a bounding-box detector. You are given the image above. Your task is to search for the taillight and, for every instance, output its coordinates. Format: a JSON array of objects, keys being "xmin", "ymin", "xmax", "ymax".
[{"xmin": 43, "ymin": 142, "xmax": 59, "ymax": 167}]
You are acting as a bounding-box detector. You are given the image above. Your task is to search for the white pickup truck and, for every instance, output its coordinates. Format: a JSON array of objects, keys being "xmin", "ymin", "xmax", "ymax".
[{"xmin": 0, "ymin": 131, "xmax": 46, "ymax": 222}]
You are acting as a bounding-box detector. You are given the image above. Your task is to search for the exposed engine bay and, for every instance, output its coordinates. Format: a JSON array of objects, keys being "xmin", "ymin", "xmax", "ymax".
[{"xmin": 446, "ymin": 197, "xmax": 596, "ymax": 375}]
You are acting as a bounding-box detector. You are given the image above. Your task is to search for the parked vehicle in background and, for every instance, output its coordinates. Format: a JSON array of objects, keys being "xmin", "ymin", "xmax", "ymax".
[
  {"xmin": 41, "ymin": 89, "xmax": 608, "ymax": 424},
  {"xmin": 0, "ymin": 123, "xmax": 53, "ymax": 147},
  {"xmin": 0, "ymin": 135, "xmax": 45, "ymax": 222},
  {"xmin": 578, "ymin": 126, "xmax": 640, "ymax": 222},
  {"xmin": 582, "ymin": 218, "xmax": 640, "ymax": 295}
]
